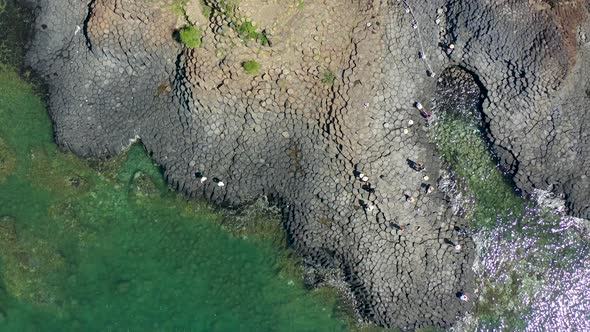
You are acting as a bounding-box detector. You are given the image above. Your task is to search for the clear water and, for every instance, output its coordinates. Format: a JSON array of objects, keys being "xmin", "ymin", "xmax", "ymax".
[{"xmin": 0, "ymin": 68, "xmax": 362, "ymax": 331}]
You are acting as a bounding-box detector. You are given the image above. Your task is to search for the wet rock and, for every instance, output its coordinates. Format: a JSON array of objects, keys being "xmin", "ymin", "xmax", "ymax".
[
  {"xmin": 65, "ymin": 175, "xmax": 90, "ymax": 192},
  {"xmin": 129, "ymin": 171, "xmax": 160, "ymax": 198},
  {"xmin": 0, "ymin": 215, "xmax": 18, "ymax": 243}
]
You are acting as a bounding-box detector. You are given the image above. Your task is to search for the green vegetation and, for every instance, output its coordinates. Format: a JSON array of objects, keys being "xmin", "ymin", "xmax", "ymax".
[
  {"xmin": 322, "ymin": 70, "xmax": 336, "ymax": 86},
  {"xmin": 171, "ymin": 0, "xmax": 203, "ymax": 49},
  {"xmin": 171, "ymin": 0, "xmax": 190, "ymax": 17},
  {"xmin": 200, "ymin": 0, "xmax": 212, "ymax": 18},
  {"xmin": 236, "ymin": 21, "xmax": 270, "ymax": 46},
  {"xmin": 205, "ymin": 0, "xmax": 271, "ymax": 46},
  {"xmin": 297, "ymin": 0, "xmax": 305, "ymax": 10},
  {"xmin": 242, "ymin": 60, "xmax": 261, "ymax": 75},
  {"xmin": 179, "ymin": 24, "xmax": 203, "ymax": 48}
]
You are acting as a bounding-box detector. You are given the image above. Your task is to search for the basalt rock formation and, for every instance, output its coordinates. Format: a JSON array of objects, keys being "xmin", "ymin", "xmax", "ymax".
[{"xmin": 24, "ymin": 0, "xmax": 590, "ymax": 329}]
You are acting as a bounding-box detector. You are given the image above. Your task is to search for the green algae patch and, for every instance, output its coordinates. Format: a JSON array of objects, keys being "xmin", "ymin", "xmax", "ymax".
[
  {"xmin": 0, "ymin": 137, "xmax": 15, "ymax": 183},
  {"xmin": 432, "ymin": 115, "xmax": 525, "ymax": 229},
  {"xmin": 0, "ymin": 67, "xmax": 358, "ymax": 331}
]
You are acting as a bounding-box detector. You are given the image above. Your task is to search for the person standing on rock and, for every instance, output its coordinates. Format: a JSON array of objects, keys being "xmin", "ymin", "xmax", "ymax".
[
  {"xmin": 414, "ymin": 162, "xmax": 425, "ymax": 172},
  {"xmin": 195, "ymin": 171, "xmax": 207, "ymax": 183},
  {"xmin": 456, "ymin": 292, "xmax": 469, "ymax": 302},
  {"xmin": 355, "ymin": 171, "xmax": 369, "ymax": 182},
  {"xmin": 445, "ymin": 238, "xmax": 462, "ymax": 251},
  {"xmin": 212, "ymin": 177, "xmax": 225, "ymax": 187},
  {"xmin": 407, "ymin": 159, "xmax": 425, "ymax": 172}
]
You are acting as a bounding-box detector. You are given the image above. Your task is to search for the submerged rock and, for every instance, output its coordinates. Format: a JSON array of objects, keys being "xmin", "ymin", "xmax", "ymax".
[
  {"xmin": 0, "ymin": 136, "xmax": 16, "ymax": 183},
  {"xmin": 0, "ymin": 215, "xmax": 17, "ymax": 243},
  {"xmin": 129, "ymin": 171, "xmax": 161, "ymax": 198}
]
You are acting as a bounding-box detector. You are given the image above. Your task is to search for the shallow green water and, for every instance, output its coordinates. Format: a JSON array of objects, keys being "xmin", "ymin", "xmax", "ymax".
[{"xmin": 0, "ymin": 68, "xmax": 360, "ymax": 331}]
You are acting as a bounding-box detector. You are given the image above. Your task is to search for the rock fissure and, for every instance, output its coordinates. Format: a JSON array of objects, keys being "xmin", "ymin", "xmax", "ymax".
[{"xmin": 83, "ymin": 0, "xmax": 97, "ymax": 52}]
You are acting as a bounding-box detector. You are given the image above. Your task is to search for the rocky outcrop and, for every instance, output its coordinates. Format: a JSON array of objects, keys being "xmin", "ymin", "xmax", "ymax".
[
  {"xmin": 24, "ymin": 0, "xmax": 590, "ymax": 329},
  {"xmin": 443, "ymin": 0, "xmax": 590, "ymax": 219}
]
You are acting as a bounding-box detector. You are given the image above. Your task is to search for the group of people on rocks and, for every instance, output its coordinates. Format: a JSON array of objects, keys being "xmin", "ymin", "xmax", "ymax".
[{"xmin": 355, "ymin": 99, "xmax": 471, "ymax": 302}]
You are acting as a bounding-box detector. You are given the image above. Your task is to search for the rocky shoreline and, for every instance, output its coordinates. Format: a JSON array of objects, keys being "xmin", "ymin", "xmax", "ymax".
[{"xmin": 22, "ymin": 0, "xmax": 590, "ymax": 329}]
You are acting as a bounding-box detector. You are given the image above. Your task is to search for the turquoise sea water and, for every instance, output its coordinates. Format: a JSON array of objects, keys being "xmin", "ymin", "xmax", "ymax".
[{"xmin": 0, "ymin": 68, "xmax": 364, "ymax": 331}]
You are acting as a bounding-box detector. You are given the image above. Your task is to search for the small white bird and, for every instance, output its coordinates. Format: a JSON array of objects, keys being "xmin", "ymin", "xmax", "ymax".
[
  {"xmin": 454, "ymin": 244, "xmax": 462, "ymax": 251},
  {"xmin": 459, "ymin": 294, "xmax": 469, "ymax": 302},
  {"xmin": 200, "ymin": 177, "xmax": 207, "ymax": 183},
  {"xmin": 217, "ymin": 181, "xmax": 225, "ymax": 187},
  {"xmin": 366, "ymin": 204, "xmax": 375, "ymax": 212}
]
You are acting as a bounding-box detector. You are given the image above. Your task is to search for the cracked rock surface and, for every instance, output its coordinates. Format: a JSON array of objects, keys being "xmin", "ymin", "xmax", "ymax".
[{"xmin": 25, "ymin": 0, "xmax": 590, "ymax": 329}]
